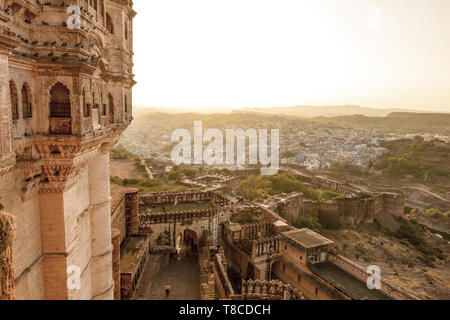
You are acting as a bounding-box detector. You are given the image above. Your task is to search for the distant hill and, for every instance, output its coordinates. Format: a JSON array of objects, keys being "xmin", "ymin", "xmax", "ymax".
[
  {"xmin": 312, "ymin": 112, "xmax": 450, "ymax": 133},
  {"xmin": 131, "ymin": 107, "xmax": 449, "ymax": 133},
  {"xmin": 239, "ymin": 105, "xmax": 426, "ymax": 118}
]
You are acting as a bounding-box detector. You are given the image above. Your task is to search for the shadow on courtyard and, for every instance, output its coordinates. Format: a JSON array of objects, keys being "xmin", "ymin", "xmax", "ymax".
[{"xmin": 133, "ymin": 253, "xmax": 201, "ymax": 300}]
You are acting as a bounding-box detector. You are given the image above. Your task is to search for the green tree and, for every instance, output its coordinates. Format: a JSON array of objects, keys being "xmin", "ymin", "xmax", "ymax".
[
  {"xmin": 318, "ymin": 211, "xmax": 341, "ymax": 230},
  {"xmin": 294, "ymin": 216, "xmax": 322, "ymax": 233},
  {"xmin": 168, "ymin": 170, "xmax": 183, "ymax": 181}
]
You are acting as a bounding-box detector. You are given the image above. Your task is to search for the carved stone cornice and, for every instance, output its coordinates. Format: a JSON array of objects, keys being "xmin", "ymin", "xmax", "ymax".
[
  {"xmin": 39, "ymin": 174, "xmax": 82, "ymax": 194},
  {"xmin": 0, "ymin": 154, "xmax": 16, "ymax": 182},
  {"xmin": 37, "ymin": 146, "xmax": 97, "ymax": 193},
  {"xmin": 34, "ymin": 128, "xmax": 125, "ymax": 193},
  {"xmin": 0, "ymin": 27, "xmax": 20, "ymax": 54}
]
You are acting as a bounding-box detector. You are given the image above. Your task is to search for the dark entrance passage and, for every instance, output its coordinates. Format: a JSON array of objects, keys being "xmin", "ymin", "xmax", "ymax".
[{"xmin": 176, "ymin": 229, "xmax": 198, "ymax": 257}]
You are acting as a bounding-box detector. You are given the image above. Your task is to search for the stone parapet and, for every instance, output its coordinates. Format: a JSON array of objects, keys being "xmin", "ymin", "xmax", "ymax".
[
  {"xmin": 111, "ymin": 227, "xmax": 121, "ymax": 300},
  {"xmin": 234, "ymin": 279, "xmax": 305, "ymax": 300},
  {"xmin": 328, "ymin": 252, "xmax": 419, "ymax": 300}
]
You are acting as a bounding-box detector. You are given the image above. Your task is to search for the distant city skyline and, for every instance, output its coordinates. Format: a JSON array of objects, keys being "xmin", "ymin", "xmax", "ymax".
[{"xmin": 133, "ymin": 0, "xmax": 450, "ymax": 112}]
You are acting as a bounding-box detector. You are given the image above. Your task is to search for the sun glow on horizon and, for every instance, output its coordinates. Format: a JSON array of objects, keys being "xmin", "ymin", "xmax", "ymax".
[{"xmin": 133, "ymin": 0, "xmax": 450, "ymax": 112}]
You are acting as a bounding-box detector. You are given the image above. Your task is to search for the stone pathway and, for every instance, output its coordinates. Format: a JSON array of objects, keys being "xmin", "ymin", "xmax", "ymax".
[{"xmin": 134, "ymin": 254, "xmax": 201, "ymax": 300}]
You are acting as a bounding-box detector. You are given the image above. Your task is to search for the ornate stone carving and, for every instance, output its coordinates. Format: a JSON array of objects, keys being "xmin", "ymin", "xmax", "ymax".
[
  {"xmin": 0, "ymin": 206, "xmax": 16, "ymax": 300},
  {"xmin": 239, "ymin": 279, "xmax": 305, "ymax": 300},
  {"xmin": 18, "ymin": 159, "xmax": 42, "ymax": 201},
  {"xmin": 0, "ymin": 0, "xmax": 135, "ymax": 300},
  {"xmin": 0, "ymin": 154, "xmax": 15, "ymax": 181}
]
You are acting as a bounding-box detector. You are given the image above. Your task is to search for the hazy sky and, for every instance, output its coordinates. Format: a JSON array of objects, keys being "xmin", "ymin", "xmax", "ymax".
[{"xmin": 133, "ymin": 0, "xmax": 450, "ymax": 112}]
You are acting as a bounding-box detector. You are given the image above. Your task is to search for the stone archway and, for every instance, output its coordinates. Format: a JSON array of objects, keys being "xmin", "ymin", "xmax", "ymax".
[
  {"xmin": 176, "ymin": 228, "xmax": 198, "ymax": 257},
  {"xmin": 270, "ymin": 260, "xmax": 283, "ymax": 281}
]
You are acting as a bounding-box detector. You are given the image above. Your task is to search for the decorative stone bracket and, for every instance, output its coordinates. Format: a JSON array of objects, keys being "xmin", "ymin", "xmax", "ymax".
[
  {"xmin": 18, "ymin": 159, "xmax": 43, "ymax": 201},
  {"xmin": 34, "ymin": 139, "xmax": 97, "ymax": 193},
  {"xmin": 33, "ymin": 130, "xmax": 123, "ymax": 193}
]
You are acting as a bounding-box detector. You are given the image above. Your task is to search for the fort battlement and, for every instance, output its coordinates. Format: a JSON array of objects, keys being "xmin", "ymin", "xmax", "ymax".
[
  {"xmin": 231, "ymin": 279, "xmax": 305, "ymax": 300},
  {"xmin": 278, "ymin": 169, "xmax": 406, "ymax": 227},
  {"xmin": 214, "ymin": 252, "xmax": 235, "ymax": 299},
  {"xmin": 140, "ymin": 189, "xmax": 232, "ymax": 207}
]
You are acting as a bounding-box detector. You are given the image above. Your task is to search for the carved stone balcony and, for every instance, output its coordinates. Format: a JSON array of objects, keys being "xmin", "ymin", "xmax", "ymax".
[{"xmin": 49, "ymin": 118, "xmax": 72, "ymax": 135}]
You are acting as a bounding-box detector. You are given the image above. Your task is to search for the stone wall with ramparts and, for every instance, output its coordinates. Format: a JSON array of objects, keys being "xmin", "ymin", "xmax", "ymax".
[{"xmin": 328, "ymin": 252, "xmax": 419, "ymax": 300}]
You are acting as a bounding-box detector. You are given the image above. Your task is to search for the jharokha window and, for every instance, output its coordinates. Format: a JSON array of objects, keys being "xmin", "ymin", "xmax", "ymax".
[
  {"xmin": 50, "ymin": 83, "xmax": 71, "ymax": 118},
  {"xmin": 9, "ymin": 80, "xmax": 18, "ymax": 120},
  {"xmin": 22, "ymin": 84, "xmax": 32, "ymax": 118}
]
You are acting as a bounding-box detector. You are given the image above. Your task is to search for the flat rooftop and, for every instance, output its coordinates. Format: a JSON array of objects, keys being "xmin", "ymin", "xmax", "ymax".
[
  {"xmin": 274, "ymin": 220, "xmax": 289, "ymax": 228},
  {"xmin": 282, "ymin": 228, "xmax": 334, "ymax": 249},
  {"xmin": 140, "ymin": 200, "xmax": 214, "ymax": 215},
  {"xmin": 120, "ymin": 236, "xmax": 149, "ymax": 274},
  {"xmin": 311, "ymin": 262, "xmax": 391, "ymax": 300}
]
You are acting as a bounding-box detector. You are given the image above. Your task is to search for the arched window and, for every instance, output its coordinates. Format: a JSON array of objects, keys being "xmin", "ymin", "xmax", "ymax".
[
  {"xmin": 9, "ymin": 81, "xmax": 18, "ymax": 120},
  {"xmin": 22, "ymin": 84, "xmax": 32, "ymax": 118},
  {"xmin": 125, "ymin": 21, "xmax": 128, "ymax": 40},
  {"xmin": 50, "ymin": 83, "xmax": 71, "ymax": 118},
  {"xmin": 108, "ymin": 93, "xmax": 114, "ymax": 123},
  {"xmin": 124, "ymin": 94, "xmax": 128, "ymax": 113},
  {"xmin": 106, "ymin": 14, "xmax": 114, "ymax": 34}
]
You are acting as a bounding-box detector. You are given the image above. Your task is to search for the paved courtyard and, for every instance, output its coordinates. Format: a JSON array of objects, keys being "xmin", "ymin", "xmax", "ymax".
[{"xmin": 134, "ymin": 254, "xmax": 201, "ymax": 300}]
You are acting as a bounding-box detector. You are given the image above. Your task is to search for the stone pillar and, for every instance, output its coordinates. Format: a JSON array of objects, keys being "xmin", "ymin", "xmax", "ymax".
[
  {"xmin": 89, "ymin": 149, "xmax": 114, "ymax": 300},
  {"xmin": 39, "ymin": 191, "xmax": 70, "ymax": 300},
  {"xmin": 111, "ymin": 227, "xmax": 121, "ymax": 300},
  {"xmin": 125, "ymin": 191, "xmax": 139, "ymax": 236},
  {"xmin": 0, "ymin": 206, "xmax": 16, "ymax": 300}
]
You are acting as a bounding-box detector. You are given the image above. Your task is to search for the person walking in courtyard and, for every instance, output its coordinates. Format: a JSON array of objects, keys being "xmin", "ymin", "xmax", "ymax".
[{"xmin": 165, "ymin": 283, "xmax": 171, "ymax": 297}]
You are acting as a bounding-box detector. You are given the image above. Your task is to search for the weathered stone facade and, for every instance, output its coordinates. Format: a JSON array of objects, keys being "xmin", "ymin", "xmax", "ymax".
[
  {"xmin": 0, "ymin": 206, "xmax": 16, "ymax": 299},
  {"xmin": 139, "ymin": 190, "xmax": 232, "ymax": 251},
  {"xmin": 0, "ymin": 0, "xmax": 135, "ymax": 300},
  {"xmin": 220, "ymin": 203, "xmax": 416, "ymax": 300},
  {"xmin": 277, "ymin": 193, "xmax": 302, "ymax": 225}
]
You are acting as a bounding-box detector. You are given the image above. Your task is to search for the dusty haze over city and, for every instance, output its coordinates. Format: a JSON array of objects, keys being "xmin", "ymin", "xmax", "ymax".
[{"xmin": 0, "ymin": 0, "xmax": 449, "ymax": 306}]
